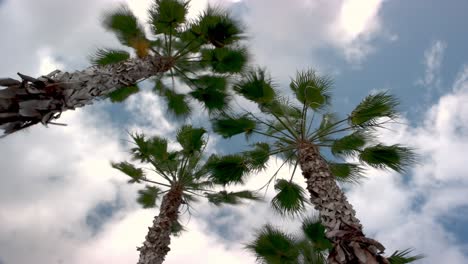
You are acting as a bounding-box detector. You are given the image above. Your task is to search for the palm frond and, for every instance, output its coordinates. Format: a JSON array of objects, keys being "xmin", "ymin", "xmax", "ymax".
[
  {"xmin": 176, "ymin": 125, "xmax": 206, "ymax": 155},
  {"xmin": 107, "ymin": 85, "xmax": 140, "ymax": 103},
  {"xmin": 301, "ymin": 217, "xmax": 333, "ymax": 251},
  {"xmin": 206, "ymin": 154, "xmax": 250, "ymax": 185},
  {"xmin": 188, "ymin": 75, "xmax": 230, "ymax": 113},
  {"xmin": 211, "ymin": 114, "xmax": 257, "ymax": 138},
  {"xmin": 246, "ymin": 224, "xmax": 300, "ymax": 264},
  {"xmin": 296, "ymin": 240, "xmax": 327, "ymax": 264},
  {"xmin": 163, "ymin": 88, "xmax": 192, "ymax": 117},
  {"xmin": 111, "ymin": 161, "xmax": 144, "ymax": 183},
  {"xmin": 130, "ymin": 133, "xmax": 170, "ymax": 164},
  {"xmin": 234, "ymin": 68, "xmax": 276, "ymax": 104},
  {"xmin": 200, "ymin": 46, "xmax": 248, "ymax": 73},
  {"xmin": 331, "ymin": 131, "xmax": 370, "ymax": 157},
  {"xmin": 388, "ymin": 249, "xmax": 424, "ymax": 264},
  {"xmin": 289, "ymin": 69, "xmax": 332, "ymax": 110},
  {"xmin": 350, "ymin": 92, "xmax": 399, "ymax": 126},
  {"xmin": 245, "ymin": 142, "xmax": 271, "ymax": 171},
  {"xmin": 90, "ymin": 48, "xmax": 130, "ymax": 66},
  {"xmin": 149, "ymin": 0, "xmax": 189, "ymax": 35},
  {"xmin": 206, "ymin": 190, "xmax": 262, "ymax": 206},
  {"xmin": 271, "ymin": 179, "xmax": 308, "ymax": 216},
  {"xmin": 359, "ymin": 144, "xmax": 416, "ymax": 173},
  {"xmin": 137, "ymin": 185, "xmax": 163, "ymax": 208},
  {"xmin": 103, "ymin": 5, "xmax": 149, "ymax": 55},
  {"xmin": 329, "ymin": 162, "xmax": 365, "ymax": 184},
  {"xmin": 192, "ymin": 6, "xmax": 244, "ymax": 48}
]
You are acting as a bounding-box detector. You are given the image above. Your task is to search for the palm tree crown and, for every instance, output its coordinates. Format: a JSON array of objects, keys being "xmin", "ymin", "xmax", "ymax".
[
  {"xmin": 210, "ymin": 68, "xmax": 418, "ymax": 263},
  {"xmin": 112, "ymin": 125, "xmax": 260, "ymax": 263},
  {"xmin": 0, "ymin": 0, "xmax": 248, "ymax": 136}
]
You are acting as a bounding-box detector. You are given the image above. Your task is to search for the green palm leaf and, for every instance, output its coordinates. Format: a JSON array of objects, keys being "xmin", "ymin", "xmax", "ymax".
[
  {"xmin": 137, "ymin": 185, "xmax": 162, "ymax": 208},
  {"xmin": 234, "ymin": 68, "xmax": 276, "ymax": 104},
  {"xmin": 103, "ymin": 5, "xmax": 149, "ymax": 55},
  {"xmin": 130, "ymin": 133, "xmax": 169, "ymax": 163},
  {"xmin": 206, "ymin": 190, "xmax": 262, "ymax": 206},
  {"xmin": 90, "ymin": 48, "xmax": 130, "ymax": 66},
  {"xmin": 170, "ymin": 219, "xmax": 186, "ymax": 237},
  {"xmin": 188, "ymin": 75, "xmax": 229, "ymax": 113},
  {"xmin": 164, "ymin": 88, "xmax": 191, "ymax": 117},
  {"xmin": 246, "ymin": 224, "xmax": 300, "ymax": 264},
  {"xmin": 200, "ymin": 46, "xmax": 248, "ymax": 73},
  {"xmin": 301, "ymin": 217, "xmax": 333, "ymax": 251},
  {"xmin": 359, "ymin": 144, "xmax": 416, "ymax": 173},
  {"xmin": 107, "ymin": 85, "xmax": 140, "ymax": 103},
  {"xmin": 176, "ymin": 125, "xmax": 206, "ymax": 155},
  {"xmin": 388, "ymin": 249, "xmax": 424, "ymax": 264},
  {"xmin": 289, "ymin": 69, "xmax": 332, "ymax": 109},
  {"xmin": 111, "ymin": 161, "xmax": 144, "ymax": 183},
  {"xmin": 211, "ymin": 114, "xmax": 257, "ymax": 138},
  {"xmin": 350, "ymin": 92, "xmax": 399, "ymax": 126},
  {"xmin": 192, "ymin": 6, "xmax": 243, "ymax": 48},
  {"xmin": 149, "ymin": 0, "xmax": 189, "ymax": 35},
  {"xmin": 312, "ymin": 112, "xmax": 338, "ymax": 142},
  {"xmin": 331, "ymin": 131, "xmax": 370, "ymax": 156},
  {"xmin": 245, "ymin": 142, "xmax": 271, "ymax": 171},
  {"xmin": 329, "ymin": 163, "xmax": 365, "ymax": 184},
  {"xmin": 271, "ymin": 179, "xmax": 308, "ymax": 216},
  {"xmin": 206, "ymin": 154, "xmax": 250, "ymax": 185}
]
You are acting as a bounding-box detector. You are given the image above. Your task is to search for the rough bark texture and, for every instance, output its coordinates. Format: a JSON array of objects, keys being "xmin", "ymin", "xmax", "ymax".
[
  {"xmin": 298, "ymin": 141, "xmax": 389, "ymax": 264},
  {"xmin": 138, "ymin": 185, "xmax": 183, "ymax": 264},
  {"xmin": 0, "ymin": 55, "xmax": 174, "ymax": 136}
]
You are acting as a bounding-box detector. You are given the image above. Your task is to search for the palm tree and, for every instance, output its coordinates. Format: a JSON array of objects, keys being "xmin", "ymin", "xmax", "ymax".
[
  {"xmin": 112, "ymin": 125, "xmax": 260, "ymax": 264},
  {"xmin": 247, "ymin": 216, "xmax": 423, "ymax": 264},
  {"xmin": 210, "ymin": 68, "xmax": 418, "ymax": 263},
  {"xmin": 0, "ymin": 0, "xmax": 248, "ymax": 136}
]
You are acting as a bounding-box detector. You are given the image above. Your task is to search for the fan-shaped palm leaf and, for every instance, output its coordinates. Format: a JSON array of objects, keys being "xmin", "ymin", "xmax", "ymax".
[
  {"xmin": 107, "ymin": 85, "xmax": 140, "ymax": 103},
  {"xmin": 350, "ymin": 92, "xmax": 399, "ymax": 126},
  {"xmin": 149, "ymin": 0, "xmax": 189, "ymax": 35},
  {"xmin": 206, "ymin": 154, "xmax": 250, "ymax": 185},
  {"xmin": 111, "ymin": 161, "xmax": 145, "ymax": 183},
  {"xmin": 328, "ymin": 162, "xmax": 365, "ymax": 184},
  {"xmin": 212, "ymin": 114, "xmax": 257, "ymax": 138},
  {"xmin": 90, "ymin": 48, "xmax": 130, "ymax": 66},
  {"xmin": 245, "ymin": 142, "xmax": 271, "ymax": 171},
  {"xmin": 233, "ymin": 68, "xmax": 276, "ymax": 104},
  {"xmin": 137, "ymin": 185, "xmax": 163, "ymax": 208},
  {"xmin": 176, "ymin": 125, "xmax": 206, "ymax": 155},
  {"xmin": 301, "ymin": 217, "xmax": 333, "ymax": 251},
  {"xmin": 359, "ymin": 144, "xmax": 416, "ymax": 173},
  {"xmin": 201, "ymin": 46, "xmax": 248, "ymax": 73},
  {"xmin": 289, "ymin": 69, "xmax": 332, "ymax": 109},
  {"xmin": 206, "ymin": 190, "xmax": 262, "ymax": 206},
  {"xmin": 388, "ymin": 249, "xmax": 424, "ymax": 264},
  {"xmin": 246, "ymin": 224, "xmax": 301, "ymax": 264},
  {"xmin": 331, "ymin": 131, "xmax": 370, "ymax": 157},
  {"xmin": 271, "ymin": 179, "xmax": 308, "ymax": 216}
]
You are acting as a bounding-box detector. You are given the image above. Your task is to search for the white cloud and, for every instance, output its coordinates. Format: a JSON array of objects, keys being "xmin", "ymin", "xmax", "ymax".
[{"xmin": 417, "ymin": 40, "xmax": 447, "ymax": 88}]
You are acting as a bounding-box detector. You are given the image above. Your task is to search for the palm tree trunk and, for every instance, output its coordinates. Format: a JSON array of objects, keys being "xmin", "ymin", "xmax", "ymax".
[
  {"xmin": 0, "ymin": 55, "xmax": 174, "ymax": 136},
  {"xmin": 298, "ymin": 141, "xmax": 389, "ymax": 264},
  {"xmin": 138, "ymin": 184, "xmax": 183, "ymax": 264}
]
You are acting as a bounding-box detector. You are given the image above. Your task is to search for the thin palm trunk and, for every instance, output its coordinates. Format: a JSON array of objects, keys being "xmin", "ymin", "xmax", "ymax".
[
  {"xmin": 137, "ymin": 184, "xmax": 183, "ymax": 264},
  {"xmin": 298, "ymin": 141, "xmax": 388, "ymax": 264},
  {"xmin": 0, "ymin": 55, "xmax": 173, "ymax": 135}
]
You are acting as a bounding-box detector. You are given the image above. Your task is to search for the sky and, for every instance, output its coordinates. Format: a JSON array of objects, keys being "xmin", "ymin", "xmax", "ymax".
[{"xmin": 1, "ymin": 0, "xmax": 468, "ymax": 263}]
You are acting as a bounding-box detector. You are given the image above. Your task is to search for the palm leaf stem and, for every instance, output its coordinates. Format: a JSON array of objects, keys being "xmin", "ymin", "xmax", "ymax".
[
  {"xmin": 305, "ymin": 110, "xmax": 316, "ymax": 137},
  {"xmin": 253, "ymin": 129, "xmax": 295, "ymax": 144},
  {"xmin": 248, "ymin": 113, "xmax": 296, "ymax": 141},
  {"xmin": 139, "ymin": 175, "xmax": 173, "ymax": 188},
  {"xmin": 300, "ymin": 101, "xmax": 308, "ymax": 140},
  {"xmin": 173, "ymin": 36, "xmax": 202, "ymax": 59},
  {"xmin": 257, "ymin": 151, "xmax": 296, "ymax": 194},
  {"xmin": 147, "ymin": 166, "xmax": 174, "ymax": 184},
  {"xmin": 270, "ymin": 111, "xmax": 300, "ymax": 140},
  {"xmin": 288, "ymin": 158, "xmax": 299, "ymax": 182}
]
